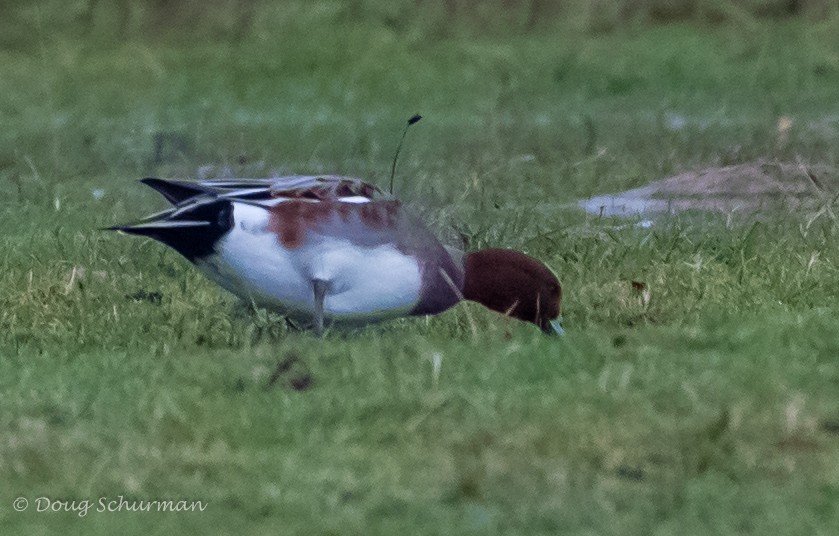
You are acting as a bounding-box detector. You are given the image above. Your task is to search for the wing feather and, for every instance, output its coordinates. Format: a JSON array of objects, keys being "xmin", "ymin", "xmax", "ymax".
[{"xmin": 142, "ymin": 175, "xmax": 388, "ymax": 205}]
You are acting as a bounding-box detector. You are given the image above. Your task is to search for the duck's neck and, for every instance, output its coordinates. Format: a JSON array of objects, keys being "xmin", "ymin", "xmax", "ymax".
[{"xmin": 461, "ymin": 251, "xmax": 504, "ymax": 307}]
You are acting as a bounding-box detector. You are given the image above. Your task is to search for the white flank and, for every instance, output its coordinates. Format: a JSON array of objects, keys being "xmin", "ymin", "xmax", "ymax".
[{"xmin": 196, "ymin": 202, "xmax": 422, "ymax": 322}]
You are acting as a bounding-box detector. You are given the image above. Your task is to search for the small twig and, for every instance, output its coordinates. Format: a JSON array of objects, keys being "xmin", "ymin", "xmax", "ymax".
[{"xmin": 389, "ymin": 114, "xmax": 422, "ymax": 194}]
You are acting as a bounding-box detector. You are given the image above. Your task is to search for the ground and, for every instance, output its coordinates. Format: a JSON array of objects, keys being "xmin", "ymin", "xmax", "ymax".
[
  {"xmin": 578, "ymin": 159, "xmax": 839, "ymax": 217},
  {"xmin": 2, "ymin": 2, "xmax": 839, "ymax": 534}
]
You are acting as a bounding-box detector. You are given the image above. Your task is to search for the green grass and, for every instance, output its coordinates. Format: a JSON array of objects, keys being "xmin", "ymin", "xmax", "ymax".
[{"xmin": 3, "ymin": 2, "xmax": 839, "ymax": 534}]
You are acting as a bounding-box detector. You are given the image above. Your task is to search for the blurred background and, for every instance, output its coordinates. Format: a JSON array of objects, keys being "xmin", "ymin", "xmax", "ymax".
[
  {"xmin": 3, "ymin": 0, "xmax": 836, "ymax": 42},
  {"xmin": 2, "ymin": 0, "xmax": 839, "ymax": 231}
]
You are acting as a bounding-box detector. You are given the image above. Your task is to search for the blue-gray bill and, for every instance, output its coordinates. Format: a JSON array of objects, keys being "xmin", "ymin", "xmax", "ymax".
[{"xmin": 548, "ymin": 318, "xmax": 565, "ymax": 336}]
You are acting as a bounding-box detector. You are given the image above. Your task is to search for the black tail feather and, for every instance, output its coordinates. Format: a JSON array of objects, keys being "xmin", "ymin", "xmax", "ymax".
[
  {"xmin": 141, "ymin": 177, "xmax": 207, "ymax": 205},
  {"xmin": 106, "ymin": 197, "xmax": 234, "ymax": 261}
]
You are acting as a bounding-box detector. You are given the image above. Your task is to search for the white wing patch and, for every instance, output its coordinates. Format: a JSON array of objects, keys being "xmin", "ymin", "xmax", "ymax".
[
  {"xmin": 335, "ymin": 196, "xmax": 372, "ymax": 204},
  {"xmin": 246, "ymin": 195, "xmax": 373, "ymax": 209}
]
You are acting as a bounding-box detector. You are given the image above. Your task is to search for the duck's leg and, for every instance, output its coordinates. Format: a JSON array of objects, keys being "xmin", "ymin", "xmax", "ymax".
[{"xmin": 312, "ymin": 279, "xmax": 329, "ymax": 336}]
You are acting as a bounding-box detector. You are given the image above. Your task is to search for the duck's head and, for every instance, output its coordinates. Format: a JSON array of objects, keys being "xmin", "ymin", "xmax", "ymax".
[{"xmin": 462, "ymin": 248, "xmax": 563, "ymax": 335}]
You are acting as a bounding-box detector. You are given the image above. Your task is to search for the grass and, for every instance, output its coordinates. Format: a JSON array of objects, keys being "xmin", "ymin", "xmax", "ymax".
[{"xmin": 2, "ymin": 2, "xmax": 839, "ymax": 534}]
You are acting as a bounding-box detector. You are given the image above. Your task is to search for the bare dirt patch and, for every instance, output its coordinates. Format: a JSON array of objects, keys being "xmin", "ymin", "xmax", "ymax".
[{"xmin": 579, "ymin": 160, "xmax": 838, "ymax": 219}]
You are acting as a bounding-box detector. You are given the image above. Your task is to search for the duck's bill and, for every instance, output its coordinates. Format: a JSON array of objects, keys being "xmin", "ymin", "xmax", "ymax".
[{"xmin": 541, "ymin": 317, "xmax": 565, "ymax": 336}]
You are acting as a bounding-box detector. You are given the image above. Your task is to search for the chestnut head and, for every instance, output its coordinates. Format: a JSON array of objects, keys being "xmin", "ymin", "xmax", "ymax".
[{"xmin": 462, "ymin": 248, "xmax": 563, "ymax": 335}]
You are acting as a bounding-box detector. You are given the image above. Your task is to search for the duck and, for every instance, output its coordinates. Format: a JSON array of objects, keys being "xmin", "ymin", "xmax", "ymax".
[{"xmin": 108, "ymin": 175, "xmax": 564, "ymax": 336}]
